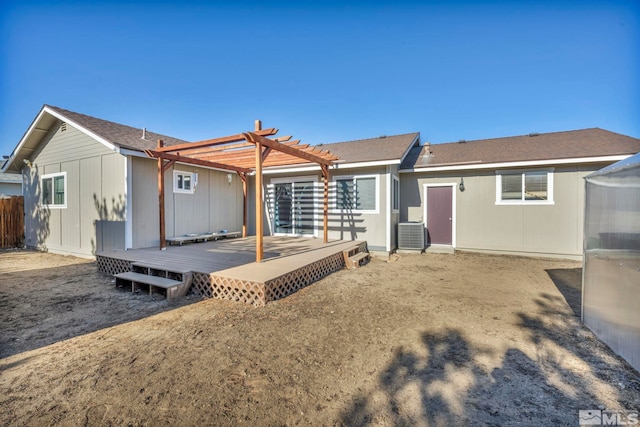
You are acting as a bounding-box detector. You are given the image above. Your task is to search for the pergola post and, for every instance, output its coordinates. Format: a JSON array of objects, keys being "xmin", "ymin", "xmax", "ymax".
[
  {"xmin": 321, "ymin": 165, "xmax": 329, "ymax": 243},
  {"xmin": 254, "ymin": 121, "xmax": 264, "ymax": 262},
  {"xmin": 255, "ymin": 143, "xmax": 264, "ymax": 262},
  {"xmin": 237, "ymin": 172, "xmax": 248, "ymax": 238},
  {"xmin": 157, "ymin": 139, "xmax": 166, "ymax": 250},
  {"xmin": 146, "ymin": 123, "xmax": 338, "ymax": 260}
]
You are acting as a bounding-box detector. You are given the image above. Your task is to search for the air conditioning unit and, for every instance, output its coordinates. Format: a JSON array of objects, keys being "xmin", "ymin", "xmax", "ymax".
[{"xmin": 398, "ymin": 222, "xmax": 425, "ymax": 250}]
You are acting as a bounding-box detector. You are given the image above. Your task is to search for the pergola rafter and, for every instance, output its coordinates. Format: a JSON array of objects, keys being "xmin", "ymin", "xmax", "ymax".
[{"xmin": 145, "ymin": 121, "xmax": 339, "ymax": 262}]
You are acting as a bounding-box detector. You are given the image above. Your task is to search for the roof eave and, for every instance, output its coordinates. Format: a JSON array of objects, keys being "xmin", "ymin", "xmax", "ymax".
[
  {"xmin": 2, "ymin": 105, "xmax": 124, "ymax": 173},
  {"xmin": 2, "ymin": 105, "xmax": 50, "ymax": 173},
  {"xmin": 398, "ymin": 155, "xmax": 633, "ymax": 173}
]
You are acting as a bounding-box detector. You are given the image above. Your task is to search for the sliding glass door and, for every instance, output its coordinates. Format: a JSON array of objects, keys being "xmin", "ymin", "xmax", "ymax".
[{"xmin": 272, "ymin": 178, "xmax": 317, "ymax": 236}]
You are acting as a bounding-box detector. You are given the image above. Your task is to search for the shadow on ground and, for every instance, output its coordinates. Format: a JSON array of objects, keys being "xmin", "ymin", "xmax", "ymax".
[
  {"xmin": 0, "ymin": 261, "xmax": 196, "ymax": 359},
  {"xmin": 546, "ymin": 267, "xmax": 583, "ymax": 316},
  {"xmin": 340, "ymin": 269, "xmax": 638, "ymax": 425}
]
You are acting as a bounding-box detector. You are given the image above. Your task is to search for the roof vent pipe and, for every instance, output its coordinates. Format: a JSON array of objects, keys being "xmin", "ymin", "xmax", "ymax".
[{"xmin": 142, "ymin": 127, "xmax": 146, "ymax": 139}]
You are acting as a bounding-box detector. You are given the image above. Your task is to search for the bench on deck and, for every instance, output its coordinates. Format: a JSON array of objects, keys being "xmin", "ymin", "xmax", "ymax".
[{"xmin": 166, "ymin": 230, "xmax": 241, "ymax": 246}]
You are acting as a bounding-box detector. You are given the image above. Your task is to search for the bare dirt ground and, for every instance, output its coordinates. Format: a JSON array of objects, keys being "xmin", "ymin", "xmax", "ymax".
[{"xmin": 1, "ymin": 249, "xmax": 638, "ymax": 426}]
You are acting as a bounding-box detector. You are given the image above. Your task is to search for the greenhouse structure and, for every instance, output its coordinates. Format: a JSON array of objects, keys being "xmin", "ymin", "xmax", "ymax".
[{"xmin": 583, "ymin": 152, "xmax": 640, "ymax": 372}]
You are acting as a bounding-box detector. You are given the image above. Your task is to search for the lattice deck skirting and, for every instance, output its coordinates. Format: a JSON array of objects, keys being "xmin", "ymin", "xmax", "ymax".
[
  {"xmin": 97, "ymin": 255, "xmax": 132, "ymax": 276},
  {"xmin": 190, "ymin": 273, "xmax": 213, "ymax": 298},
  {"xmin": 97, "ymin": 240, "xmax": 368, "ymax": 307},
  {"xmin": 209, "ymin": 241, "xmax": 368, "ymax": 307}
]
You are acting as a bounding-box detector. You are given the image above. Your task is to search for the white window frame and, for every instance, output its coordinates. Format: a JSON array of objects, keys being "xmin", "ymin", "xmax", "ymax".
[
  {"xmin": 391, "ymin": 174, "xmax": 400, "ymax": 213},
  {"xmin": 269, "ymin": 175, "xmax": 319, "ymax": 238},
  {"xmin": 333, "ymin": 174, "xmax": 379, "ymax": 214},
  {"xmin": 173, "ymin": 170, "xmax": 197, "ymax": 194},
  {"xmin": 41, "ymin": 172, "xmax": 67, "ymax": 209},
  {"xmin": 496, "ymin": 169, "xmax": 554, "ymax": 205}
]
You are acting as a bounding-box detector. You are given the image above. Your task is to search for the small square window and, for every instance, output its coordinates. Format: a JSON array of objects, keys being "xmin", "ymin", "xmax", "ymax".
[
  {"xmin": 41, "ymin": 172, "xmax": 66, "ymax": 208},
  {"xmin": 174, "ymin": 171, "xmax": 196, "ymax": 194}
]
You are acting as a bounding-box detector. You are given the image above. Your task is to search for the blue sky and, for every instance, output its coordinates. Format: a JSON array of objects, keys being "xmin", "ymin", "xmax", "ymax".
[{"xmin": 1, "ymin": 0, "xmax": 638, "ymax": 157}]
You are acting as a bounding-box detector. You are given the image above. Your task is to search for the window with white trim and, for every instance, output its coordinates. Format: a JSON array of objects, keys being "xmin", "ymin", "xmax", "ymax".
[
  {"xmin": 42, "ymin": 172, "xmax": 67, "ymax": 208},
  {"xmin": 496, "ymin": 170, "xmax": 553, "ymax": 204},
  {"xmin": 392, "ymin": 175, "xmax": 400, "ymax": 212},
  {"xmin": 174, "ymin": 171, "xmax": 197, "ymax": 194},
  {"xmin": 335, "ymin": 175, "xmax": 378, "ymax": 213}
]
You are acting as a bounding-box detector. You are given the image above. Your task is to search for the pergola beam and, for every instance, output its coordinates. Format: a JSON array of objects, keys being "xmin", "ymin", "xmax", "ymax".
[
  {"xmin": 145, "ymin": 149, "xmax": 251, "ymax": 174},
  {"xmin": 196, "ymin": 142, "xmax": 308, "ymax": 164},
  {"xmin": 149, "ymin": 121, "xmax": 338, "ymax": 262},
  {"xmin": 244, "ymin": 132, "xmax": 337, "ymax": 165},
  {"xmin": 155, "ymin": 128, "xmax": 278, "ymax": 153}
]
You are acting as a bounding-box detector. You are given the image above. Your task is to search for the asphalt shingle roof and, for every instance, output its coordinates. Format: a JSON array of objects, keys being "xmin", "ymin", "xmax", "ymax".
[
  {"xmin": 400, "ymin": 128, "xmax": 640, "ymax": 170},
  {"xmin": 317, "ymin": 132, "xmax": 419, "ymax": 164},
  {"xmin": 47, "ymin": 105, "xmax": 191, "ymax": 151}
]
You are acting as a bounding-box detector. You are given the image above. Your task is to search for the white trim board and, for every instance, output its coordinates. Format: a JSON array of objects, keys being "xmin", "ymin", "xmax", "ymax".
[
  {"xmin": 400, "ymin": 155, "xmax": 632, "ymax": 173},
  {"xmin": 262, "ymin": 159, "xmax": 402, "ymax": 175}
]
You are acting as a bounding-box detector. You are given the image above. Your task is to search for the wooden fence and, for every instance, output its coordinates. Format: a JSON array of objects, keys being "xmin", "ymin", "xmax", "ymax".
[{"xmin": 0, "ymin": 196, "xmax": 24, "ymax": 248}]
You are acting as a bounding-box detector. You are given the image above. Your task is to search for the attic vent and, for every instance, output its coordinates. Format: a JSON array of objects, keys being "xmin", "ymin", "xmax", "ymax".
[
  {"xmin": 379, "ymin": 135, "xmax": 387, "ymax": 139},
  {"xmin": 458, "ymin": 139, "xmax": 466, "ymax": 143},
  {"xmin": 60, "ymin": 122, "xmax": 67, "ymax": 132},
  {"xmin": 528, "ymin": 133, "xmax": 540, "ymax": 137}
]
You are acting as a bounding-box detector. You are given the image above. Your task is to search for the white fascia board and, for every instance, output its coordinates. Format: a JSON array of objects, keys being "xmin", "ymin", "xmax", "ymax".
[
  {"xmin": 334, "ymin": 159, "xmax": 401, "ymax": 169},
  {"xmin": 262, "ymin": 159, "xmax": 401, "ymax": 175},
  {"xmin": 2, "ymin": 107, "xmax": 49, "ymax": 172},
  {"xmin": 119, "ymin": 148, "xmax": 148, "ymax": 158},
  {"xmin": 398, "ymin": 155, "xmax": 632, "ymax": 174},
  {"xmin": 43, "ymin": 106, "xmax": 120, "ymax": 153},
  {"xmin": 262, "ymin": 164, "xmax": 322, "ymax": 175}
]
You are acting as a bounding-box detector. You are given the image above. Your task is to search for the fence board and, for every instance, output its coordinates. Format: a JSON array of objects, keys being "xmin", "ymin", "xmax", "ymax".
[{"xmin": 0, "ymin": 196, "xmax": 24, "ymax": 248}]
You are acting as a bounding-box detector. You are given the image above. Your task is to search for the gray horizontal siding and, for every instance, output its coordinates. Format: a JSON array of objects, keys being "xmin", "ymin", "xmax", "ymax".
[{"xmin": 32, "ymin": 122, "xmax": 115, "ymax": 164}]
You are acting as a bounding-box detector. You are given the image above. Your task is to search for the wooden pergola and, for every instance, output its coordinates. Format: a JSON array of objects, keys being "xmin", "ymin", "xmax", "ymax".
[{"xmin": 144, "ymin": 121, "xmax": 339, "ymax": 262}]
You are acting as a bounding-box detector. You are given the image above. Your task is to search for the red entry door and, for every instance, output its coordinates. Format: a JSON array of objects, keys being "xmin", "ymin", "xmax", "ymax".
[{"xmin": 426, "ymin": 186, "xmax": 453, "ymax": 245}]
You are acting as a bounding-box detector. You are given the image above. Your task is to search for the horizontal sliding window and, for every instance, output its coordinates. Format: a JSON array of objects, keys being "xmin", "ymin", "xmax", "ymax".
[{"xmin": 496, "ymin": 170, "xmax": 553, "ymax": 205}]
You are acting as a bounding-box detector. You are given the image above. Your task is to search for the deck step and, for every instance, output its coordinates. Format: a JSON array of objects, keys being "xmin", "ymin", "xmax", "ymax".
[
  {"xmin": 342, "ymin": 245, "xmax": 370, "ymax": 270},
  {"xmin": 115, "ymin": 271, "xmax": 186, "ymax": 299}
]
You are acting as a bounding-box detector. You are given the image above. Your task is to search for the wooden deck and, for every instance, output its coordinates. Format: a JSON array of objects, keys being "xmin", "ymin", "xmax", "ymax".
[{"xmin": 96, "ymin": 236, "xmax": 368, "ymax": 306}]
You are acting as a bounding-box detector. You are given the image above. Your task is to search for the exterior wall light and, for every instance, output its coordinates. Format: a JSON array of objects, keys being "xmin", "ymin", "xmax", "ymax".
[{"xmin": 459, "ymin": 177, "xmax": 465, "ymax": 192}]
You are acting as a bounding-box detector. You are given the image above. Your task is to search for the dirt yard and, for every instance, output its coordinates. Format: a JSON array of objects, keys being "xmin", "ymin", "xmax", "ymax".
[{"xmin": 1, "ymin": 249, "xmax": 638, "ymax": 426}]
